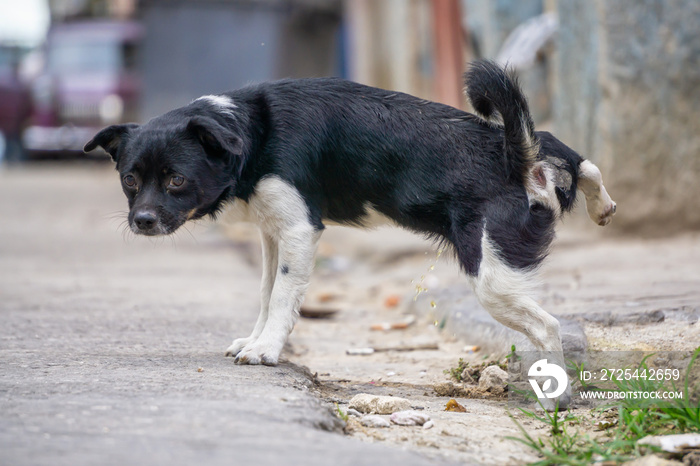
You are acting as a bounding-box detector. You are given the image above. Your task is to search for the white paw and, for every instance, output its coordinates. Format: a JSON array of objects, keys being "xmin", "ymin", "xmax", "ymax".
[
  {"xmin": 225, "ymin": 337, "xmax": 256, "ymax": 358},
  {"xmin": 597, "ymin": 201, "xmax": 616, "ymax": 226},
  {"xmin": 233, "ymin": 340, "xmax": 281, "ymax": 366}
]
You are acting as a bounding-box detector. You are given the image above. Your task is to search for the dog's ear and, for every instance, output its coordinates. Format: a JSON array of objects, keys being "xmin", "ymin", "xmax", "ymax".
[
  {"xmin": 187, "ymin": 116, "xmax": 245, "ymax": 173},
  {"xmin": 84, "ymin": 124, "xmax": 139, "ymax": 162}
]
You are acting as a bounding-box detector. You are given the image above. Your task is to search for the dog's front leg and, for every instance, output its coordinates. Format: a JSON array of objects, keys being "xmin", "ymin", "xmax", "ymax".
[
  {"xmin": 225, "ymin": 231, "xmax": 278, "ymax": 357},
  {"xmin": 234, "ymin": 224, "xmax": 321, "ymax": 365},
  {"xmin": 578, "ymin": 160, "xmax": 616, "ymax": 226}
]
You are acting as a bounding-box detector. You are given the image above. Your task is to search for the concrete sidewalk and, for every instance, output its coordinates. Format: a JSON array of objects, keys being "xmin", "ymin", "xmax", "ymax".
[{"xmin": 0, "ymin": 164, "xmax": 441, "ymax": 466}]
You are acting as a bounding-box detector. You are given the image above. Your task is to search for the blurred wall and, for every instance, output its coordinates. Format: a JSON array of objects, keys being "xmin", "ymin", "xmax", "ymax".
[
  {"xmin": 463, "ymin": 0, "xmax": 543, "ymax": 58},
  {"xmin": 553, "ymin": 0, "xmax": 700, "ymax": 234},
  {"xmin": 345, "ymin": 0, "xmax": 435, "ymax": 100},
  {"xmin": 462, "ymin": 0, "xmax": 551, "ymax": 122},
  {"xmin": 139, "ymin": 0, "xmax": 340, "ymax": 120}
]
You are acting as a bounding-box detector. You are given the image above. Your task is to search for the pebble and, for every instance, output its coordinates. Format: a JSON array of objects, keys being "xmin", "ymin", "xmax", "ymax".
[
  {"xmin": 346, "ymin": 408, "xmax": 362, "ymax": 418},
  {"xmin": 390, "ymin": 410, "xmax": 431, "ymax": 426},
  {"xmin": 422, "ymin": 420, "xmax": 435, "ymax": 430},
  {"xmin": 348, "ymin": 394, "xmax": 411, "ymax": 414},
  {"xmin": 360, "ymin": 415, "xmax": 391, "ymax": 428},
  {"xmin": 478, "ymin": 365, "xmax": 509, "ymax": 394},
  {"xmin": 433, "ymin": 381, "xmax": 466, "ymax": 397}
]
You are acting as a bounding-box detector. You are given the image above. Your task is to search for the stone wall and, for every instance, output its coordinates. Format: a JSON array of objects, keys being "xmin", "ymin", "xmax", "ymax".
[{"xmin": 553, "ymin": 0, "xmax": 700, "ymax": 234}]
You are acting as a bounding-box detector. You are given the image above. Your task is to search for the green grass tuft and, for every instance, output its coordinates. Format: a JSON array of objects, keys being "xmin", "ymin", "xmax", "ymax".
[{"xmin": 508, "ymin": 347, "xmax": 700, "ymax": 466}]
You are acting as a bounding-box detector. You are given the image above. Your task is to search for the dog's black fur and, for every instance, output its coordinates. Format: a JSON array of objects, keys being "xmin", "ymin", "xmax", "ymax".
[{"xmin": 85, "ymin": 61, "xmax": 583, "ymax": 275}]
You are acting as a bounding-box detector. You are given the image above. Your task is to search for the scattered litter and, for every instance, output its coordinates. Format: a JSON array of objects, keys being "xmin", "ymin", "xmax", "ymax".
[
  {"xmin": 638, "ymin": 433, "xmax": 700, "ymax": 453},
  {"xmin": 323, "ymin": 256, "xmax": 351, "ymax": 272},
  {"xmin": 478, "ymin": 365, "xmax": 509, "ymax": 395},
  {"xmin": 386, "ymin": 371, "xmax": 396, "ymax": 376},
  {"xmin": 374, "ymin": 342, "xmax": 439, "ymax": 352},
  {"xmin": 384, "ymin": 295, "xmax": 401, "ymax": 308},
  {"xmin": 317, "ymin": 292, "xmax": 341, "ymax": 303},
  {"xmin": 463, "ymin": 345, "xmax": 481, "ymax": 353},
  {"xmin": 371, "ymin": 315, "xmax": 416, "ymax": 331},
  {"xmin": 594, "ymin": 419, "xmax": 618, "ymax": 431},
  {"xmin": 346, "ymin": 347, "xmax": 375, "ymax": 356},
  {"xmin": 346, "ymin": 343, "xmax": 439, "ymax": 355},
  {"xmin": 390, "ymin": 410, "xmax": 431, "ymax": 426},
  {"xmin": 299, "ymin": 305, "xmax": 340, "ymax": 319},
  {"xmin": 348, "ymin": 394, "xmax": 412, "ymax": 414},
  {"xmin": 423, "ymin": 420, "xmax": 435, "ymax": 430},
  {"xmin": 360, "ymin": 415, "xmax": 391, "ymax": 428},
  {"xmin": 445, "ymin": 399, "xmax": 466, "ymax": 412}
]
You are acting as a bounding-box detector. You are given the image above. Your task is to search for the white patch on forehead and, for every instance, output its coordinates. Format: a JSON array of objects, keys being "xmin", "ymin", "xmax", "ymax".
[{"xmin": 194, "ymin": 94, "xmax": 237, "ymax": 116}]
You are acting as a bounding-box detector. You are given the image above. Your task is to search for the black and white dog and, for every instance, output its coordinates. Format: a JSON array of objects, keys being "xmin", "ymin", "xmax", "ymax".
[{"xmin": 85, "ymin": 61, "xmax": 615, "ymax": 372}]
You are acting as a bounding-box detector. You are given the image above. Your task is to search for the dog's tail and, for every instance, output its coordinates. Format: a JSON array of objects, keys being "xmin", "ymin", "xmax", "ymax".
[{"xmin": 464, "ymin": 60, "xmax": 539, "ymax": 182}]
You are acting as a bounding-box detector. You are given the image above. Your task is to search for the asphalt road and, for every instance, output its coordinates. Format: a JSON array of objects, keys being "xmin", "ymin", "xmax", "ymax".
[{"xmin": 0, "ymin": 163, "xmax": 441, "ymax": 466}]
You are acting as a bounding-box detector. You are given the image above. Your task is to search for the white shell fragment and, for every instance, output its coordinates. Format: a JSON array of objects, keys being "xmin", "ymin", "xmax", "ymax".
[
  {"xmin": 390, "ymin": 410, "xmax": 431, "ymax": 426},
  {"xmin": 346, "ymin": 347, "xmax": 375, "ymax": 356},
  {"xmin": 423, "ymin": 420, "xmax": 435, "ymax": 430},
  {"xmin": 638, "ymin": 433, "xmax": 700, "ymax": 453},
  {"xmin": 360, "ymin": 415, "xmax": 391, "ymax": 428},
  {"xmin": 348, "ymin": 394, "xmax": 411, "ymax": 414}
]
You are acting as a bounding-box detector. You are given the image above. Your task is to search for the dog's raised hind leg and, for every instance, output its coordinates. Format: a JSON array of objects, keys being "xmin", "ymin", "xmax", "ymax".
[
  {"xmin": 578, "ymin": 160, "xmax": 616, "ymax": 226},
  {"xmin": 225, "ymin": 231, "xmax": 278, "ymax": 357}
]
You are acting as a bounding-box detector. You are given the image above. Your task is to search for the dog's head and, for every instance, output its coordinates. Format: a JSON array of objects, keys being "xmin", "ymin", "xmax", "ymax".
[{"xmin": 85, "ymin": 96, "xmax": 246, "ymax": 236}]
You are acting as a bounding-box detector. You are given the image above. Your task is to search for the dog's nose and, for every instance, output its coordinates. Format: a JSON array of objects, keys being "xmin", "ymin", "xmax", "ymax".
[{"xmin": 134, "ymin": 211, "xmax": 158, "ymax": 230}]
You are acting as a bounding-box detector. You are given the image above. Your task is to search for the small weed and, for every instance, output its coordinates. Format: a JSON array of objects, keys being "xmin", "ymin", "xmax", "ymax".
[
  {"xmin": 444, "ymin": 357, "xmax": 507, "ymax": 383},
  {"xmin": 335, "ymin": 403, "xmax": 348, "ymax": 422},
  {"xmin": 509, "ymin": 347, "xmax": 700, "ymax": 465},
  {"xmin": 444, "ymin": 358, "xmax": 469, "ymax": 382},
  {"xmin": 505, "ymin": 344, "xmax": 520, "ymax": 362}
]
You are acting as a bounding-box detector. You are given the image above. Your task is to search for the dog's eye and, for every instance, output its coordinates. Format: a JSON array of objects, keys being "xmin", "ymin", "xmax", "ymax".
[
  {"xmin": 169, "ymin": 175, "xmax": 185, "ymax": 188},
  {"xmin": 123, "ymin": 174, "xmax": 136, "ymax": 187}
]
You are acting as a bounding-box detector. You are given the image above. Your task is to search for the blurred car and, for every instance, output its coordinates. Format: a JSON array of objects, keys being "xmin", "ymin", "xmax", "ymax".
[
  {"xmin": 22, "ymin": 20, "xmax": 143, "ymax": 158},
  {"xmin": 0, "ymin": 46, "xmax": 33, "ymax": 161}
]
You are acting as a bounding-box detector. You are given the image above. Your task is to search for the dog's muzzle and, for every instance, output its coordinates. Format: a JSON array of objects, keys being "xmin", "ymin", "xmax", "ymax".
[{"xmin": 132, "ymin": 209, "xmax": 164, "ymax": 235}]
